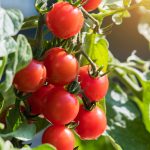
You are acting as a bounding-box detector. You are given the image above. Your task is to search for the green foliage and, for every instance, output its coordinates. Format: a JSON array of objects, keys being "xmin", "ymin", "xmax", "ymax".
[
  {"xmin": 106, "ymin": 83, "xmax": 150, "ymax": 150},
  {"xmin": 81, "ymin": 33, "xmax": 109, "ymax": 71},
  {"xmin": 0, "ymin": 138, "xmax": 55, "ymax": 150},
  {"xmin": 0, "ymin": 8, "xmax": 23, "ymax": 38}
]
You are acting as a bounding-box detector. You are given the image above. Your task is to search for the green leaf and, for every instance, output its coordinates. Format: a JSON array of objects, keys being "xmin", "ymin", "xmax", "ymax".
[
  {"xmin": 16, "ymin": 35, "xmax": 33, "ymax": 72},
  {"xmin": 0, "ymin": 37, "xmax": 17, "ymax": 57},
  {"xmin": 0, "ymin": 8, "xmax": 23, "ymax": 38},
  {"xmin": 81, "ymin": 33, "xmax": 109, "ymax": 71},
  {"xmin": 12, "ymin": 123, "xmax": 36, "ymax": 141},
  {"xmin": 34, "ymin": 117, "xmax": 49, "ymax": 133},
  {"xmin": 0, "ymin": 52, "xmax": 18, "ymax": 91},
  {"xmin": 0, "ymin": 57, "xmax": 7, "ymax": 80},
  {"xmin": 106, "ymin": 83, "xmax": 150, "ymax": 150},
  {"xmin": 0, "ymin": 93, "xmax": 4, "ymax": 113},
  {"xmin": 33, "ymin": 144, "xmax": 56, "ymax": 150},
  {"xmin": 35, "ymin": 0, "xmax": 50, "ymax": 14},
  {"xmin": 0, "ymin": 87, "xmax": 16, "ymax": 113},
  {"xmin": 0, "ymin": 35, "xmax": 32, "ymax": 91},
  {"xmin": 75, "ymin": 134, "xmax": 122, "ymax": 150}
]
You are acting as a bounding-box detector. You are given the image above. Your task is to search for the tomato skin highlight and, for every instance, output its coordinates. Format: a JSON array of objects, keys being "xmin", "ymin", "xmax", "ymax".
[
  {"xmin": 82, "ymin": 0, "xmax": 102, "ymax": 12},
  {"xmin": 43, "ymin": 87, "xmax": 79, "ymax": 125},
  {"xmin": 42, "ymin": 125, "xmax": 75, "ymax": 150},
  {"xmin": 44, "ymin": 47, "xmax": 79, "ymax": 85},
  {"xmin": 75, "ymin": 105, "xmax": 107, "ymax": 140},
  {"xmin": 46, "ymin": 2, "xmax": 84, "ymax": 39},
  {"xmin": 28, "ymin": 84, "xmax": 54, "ymax": 115},
  {"xmin": 13, "ymin": 60, "xmax": 46, "ymax": 93},
  {"xmin": 79, "ymin": 65, "xmax": 109, "ymax": 101}
]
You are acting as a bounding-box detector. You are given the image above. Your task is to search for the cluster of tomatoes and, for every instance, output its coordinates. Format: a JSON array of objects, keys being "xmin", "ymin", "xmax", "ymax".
[{"xmin": 13, "ymin": 0, "xmax": 109, "ymax": 150}]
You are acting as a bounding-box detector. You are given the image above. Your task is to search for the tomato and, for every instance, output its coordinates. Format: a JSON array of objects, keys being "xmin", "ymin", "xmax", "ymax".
[
  {"xmin": 75, "ymin": 105, "xmax": 107, "ymax": 140},
  {"xmin": 13, "ymin": 60, "xmax": 46, "ymax": 93},
  {"xmin": 43, "ymin": 87, "xmax": 79, "ymax": 125},
  {"xmin": 46, "ymin": 2, "xmax": 84, "ymax": 39},
  {"xmin": 44, "ymin": 47, "xmax": 79, "ymax": 85},
  {"xmin": 82, "ymin": 0, "xmax": 102, "ymax": 12},
  {"xmin": 79, "ymin": 65, "xmax": 109, "ymax": 101},
  {"xmin": 42, "ymin": 125, "xmax": 75, "ymax": 150},
  {"xmin": 28, "ymin": 84, "xmax": 54, "ymax": 115}
]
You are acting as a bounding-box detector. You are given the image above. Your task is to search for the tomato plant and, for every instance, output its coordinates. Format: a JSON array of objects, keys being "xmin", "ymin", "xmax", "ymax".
[
  {"xmin": 0, "ymin": 0, "xmax": 150, "ymax": 150},
  {"xmin": 28, "ymin": 84, "xmax": 54, "ymax": 115},
  {"xmin": 44, "ymin": 47, "xmax": 79, "ymax": 85},
  {"xmin": 13, "ymin": 60, "xmax": 46, "ymax": 93},
  {"xmin": 79, "ymin": 65, "xmax": 109, "ymax": 101},
  {"xmin": 43, "ymin": 87, "xmax": 79, "ymax": 125},
  {"xmin": 75, "ymin": 105, "xmax": 107, "ymax": 140},
  {"xmin": 46, "ymin": 2, "xmax": 84, "ymax": 39},
  {"xmin": 82, "ymin": 0, "xmax": 102, "ymax": 12},
  {"xmin": 42, "ymin": 125, "xmax": 75, "ymax": 150}
]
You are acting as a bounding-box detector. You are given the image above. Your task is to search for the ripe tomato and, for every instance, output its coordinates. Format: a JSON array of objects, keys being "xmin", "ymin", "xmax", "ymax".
[
  {"xmin": 42, "ymin": 125, "xmax": 75, "ymax": 150},
  {"xmin": 75, "ymin": 105, "xmax": 107, "ymax": 140},
  {"xmin": 43, "ymin": 87, "xmax": 79, "ymax": 125},
  {"xmin": 46, "ymin": 2, "xmax": 84, "ymax": 39},
  {"xmin": 13, "ymin": 60, "xmax": 46, "ymax": 93},
  {"xmin": 28, "ymin": 84, "xmax": 54, "ymax": 115},
  {"xmin": 79, "ymin": 65, "xmax": 109, "ymax": 101},
  {"xmin": 82, "ymin": 0, "xmax": 102, "ymax": 12},
  {"xmin": 44, "ymin": 47, "xmax": 79, "ymax": 85}
]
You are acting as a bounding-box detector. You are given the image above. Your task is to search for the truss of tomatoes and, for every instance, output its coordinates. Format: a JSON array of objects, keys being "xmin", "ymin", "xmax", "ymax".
[{"xmin": 13, "ymin": 1, "xmax": 108, "ymax": 150}]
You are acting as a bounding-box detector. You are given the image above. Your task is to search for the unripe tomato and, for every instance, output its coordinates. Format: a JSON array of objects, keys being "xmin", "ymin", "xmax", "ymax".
[
  {"xmin": 82, "ymin": 0, "xmax": 102, "ymax": 12},
  {"xmin": 13, "ymin": 60, "xmax": 46, "ymax": 93},
  {"xmin": 42, "ymin": 125, "xmax": 75, "ymax": 150},
  {"xmin": 43, "ymin": 87, "xmax": 79, "ymax": 125},
  {"xmin": 46, "ymin": 2, "xmax": 84, "ymax": 39},
  {"xmin": 28, "ymin": 84, "xmax": 54, "ymax": 115},
  {"xmin": 44, "ymin": 47, "xmax": 79, "ymax": 85},
  {"xmin": 75, "ymin": 105, "xmax": 107, "ymax": 140},
  {"xmin": 79, "ymin": 65, "xmax": 109, "ymax": 101}
]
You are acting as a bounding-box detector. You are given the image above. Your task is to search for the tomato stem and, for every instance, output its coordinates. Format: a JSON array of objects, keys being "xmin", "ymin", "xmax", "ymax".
[
  {"xmin": 81, "ymin": 7, "xmax": 99, "ymax": 33},
  {"xmin": 34, "ymin": 14, "xmax": 45, "ymax": 58}
]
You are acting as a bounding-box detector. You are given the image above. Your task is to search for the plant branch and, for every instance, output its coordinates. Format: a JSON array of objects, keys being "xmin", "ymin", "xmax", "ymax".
[{"xmin": 81, "ymin": 7, "xmax": 99, "ymax": 33}]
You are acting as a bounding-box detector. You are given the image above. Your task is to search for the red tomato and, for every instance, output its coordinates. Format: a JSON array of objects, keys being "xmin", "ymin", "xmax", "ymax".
[
  {"xmin": 46, "ymin": 2, "xmax": 84, "ymax": 39},
  {"xmin": 75, "ymin": 105, "xmax": 107, "ymax": 140},
  {"xmin": 43, "ymin": 87, "xmax": 79, "ymax": 125},
  {"xmin": 82, "ymin": 0, "xmax": 102, "ymax": 12},
  {"xmin": 28, "ymin": 84, "xmax": 54, "ymax": 115},
  {"xmin": 79, "ymin": 65, "xmax": 109, "ymax": 101},
  {"xmin": 42, "ymin": 125, "xmax": 75, "ymax": 150},
  {"xmin": 13, "ymin": 60, "xmax": 46, "ymax": 93},
  {"xmin": 44, "ymin": 47, "xmax": 79, "ymax": 85}
]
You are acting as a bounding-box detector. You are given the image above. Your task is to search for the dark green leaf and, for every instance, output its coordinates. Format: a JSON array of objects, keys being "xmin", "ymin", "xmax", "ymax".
[
  {"xmin": 106, "ymin": 83, "xmax": 150, "ymax": 150},
  {"xmin": 0, "ymin": 8, "xmax": 23, "ymax": 38}
]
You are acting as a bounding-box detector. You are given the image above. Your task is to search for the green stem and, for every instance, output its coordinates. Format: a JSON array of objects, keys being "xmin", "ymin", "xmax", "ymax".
[
  {"xmin": 21, "ymin": 20, "xmax": 38, "ymax": 30},
  {"xmin": 34, "ymin": 14, "xmax": 45, "ymax": 58},
  {"xmin": 81, "ymin": 7, "xmax": 99, "ymax": 33},
  {"xmin": 93, "ymin": 3, "xmax": 141, "ymax": 19},
  {"xmin": 113, "ymin": 67, "xmax": 142, "ymax": 99},
  {"xmin": 80, "ymin": 50, "xmax": 97, "ymax": 75}
]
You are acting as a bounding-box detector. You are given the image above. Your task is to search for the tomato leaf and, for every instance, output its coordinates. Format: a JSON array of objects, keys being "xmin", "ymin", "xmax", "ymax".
[
  {"xmin": 0, "ymin": 8, "xmax": 23, "ymax": 39},
  {"xmin": 16, "ymin": 35, "xmax": 33, "ymax": 72},
  {"xmin": 106, "ymin": 83, "xmax": 150, "ymax": 150},
  {"xmin": 81, "ymin": 33, "xmax": 109, "ymax": 72},
  {"xmin": 33, "ymin": 144, "xmax": 56, "ymax": 150},
  {"xmin": 75, "ymin": 134, "xmax": 122, "ymax": 150}
]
